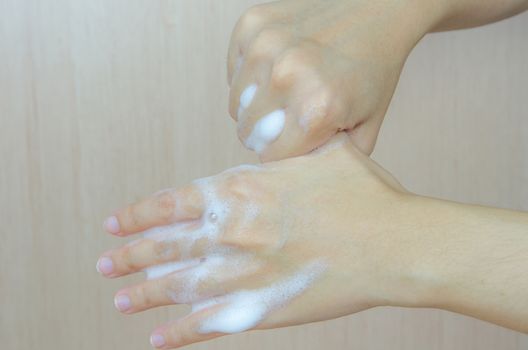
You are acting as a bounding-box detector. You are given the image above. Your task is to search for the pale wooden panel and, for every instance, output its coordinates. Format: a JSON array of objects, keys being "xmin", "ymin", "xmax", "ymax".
[
  {"xmin": 0, "ymin": 0, "xmax": 526, "ymax": 349},
  {"xmin": 376, "ymin": 12, "xmax": 528, "ymax": 212}
]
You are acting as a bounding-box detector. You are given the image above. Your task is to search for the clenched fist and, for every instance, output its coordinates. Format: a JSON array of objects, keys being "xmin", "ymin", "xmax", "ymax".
[{"xmin": 228, "ymin": 0, "xmax": 433, "ymax": 160}]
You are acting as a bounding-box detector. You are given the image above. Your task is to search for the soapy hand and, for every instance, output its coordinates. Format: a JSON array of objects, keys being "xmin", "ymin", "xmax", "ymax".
[
  {"xmin": 228, "ymin": 0, "xmax": 433, "ymax": 160},
  {"xmin": 97, "ymin": 135, "xmax": 425, "ymax": 349}
]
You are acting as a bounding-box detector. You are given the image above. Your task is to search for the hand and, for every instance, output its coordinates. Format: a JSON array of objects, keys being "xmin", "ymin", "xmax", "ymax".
[
  {"xmin": 97, "ymin": 135, "xmax": 429, "ymax": 349},
  {"xmin": 227, "ymin": 0, "xmax": 437, "ymax": 160}
]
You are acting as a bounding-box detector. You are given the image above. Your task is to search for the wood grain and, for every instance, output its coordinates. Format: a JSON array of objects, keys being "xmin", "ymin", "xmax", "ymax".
[{"xmin": 1, "ymin": 1, "xmax": 526, "ymax": 349}]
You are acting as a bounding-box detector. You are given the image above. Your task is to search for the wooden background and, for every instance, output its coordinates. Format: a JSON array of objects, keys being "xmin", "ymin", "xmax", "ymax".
[{"xmin": 1, "ymin": 1, "xmax": 526, "ymax": 349}]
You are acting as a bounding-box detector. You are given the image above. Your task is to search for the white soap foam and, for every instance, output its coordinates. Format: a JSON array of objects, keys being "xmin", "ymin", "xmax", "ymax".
[
  {"xmin": 193, "ymin": 177, "xmax": 231, "ymax": 234},
  {"xmin": 167, "ymin": 254, "xmax": 227, "ymax": 303},
  {"xmin": 245, "ymin": 109, "xmax": 286, "ymax": 154},
  {"xmin": 200, "ymin": 292, "xmax": 268, "ymax": 334},
  {"xmin": 191, "ymin": 298, "xmax": 219, "ymax": 313},
  {"xmin": 197, "ymin": 260, "xmax": 326, "ymax": 334},
  {"xmin": 238, "ymin": 84, "xmax": 258, "ymax": 120},
  {"xmin": 167, "ymin": 251, "xmax": 262, "ymax": 304},
  {"xmin": 142, "ymin": 222, "xmax": 192, "ymax": 242},
  {"xmin": 138, "ymin": 169, "xmax": 324, "ymax": 334},
  {"xmin": 241, "ymin": 202, "xmax": 260, "ymax": 228},
  {"xmin": 145, "ymin": 259, "xmax": 201, "ymax": 280},
  {"xmin": 240, "ymin": 84, "xmax": 258, "ymax": 109},
  {"xmin": 142, "ymin": 180, "xmax": 230, "ymax": 280},
  {"xmin": 141, "ymin": 224, "xmax": 202, "ymax": 277}
]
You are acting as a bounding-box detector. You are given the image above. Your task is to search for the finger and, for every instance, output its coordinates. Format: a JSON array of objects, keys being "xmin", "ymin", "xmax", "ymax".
[
  {"xmin": 103, "ymin": 184, "xmax": 204, "ymax": 236},
  {"xmin": 229, "ymin": 26, "xmax": 291, "ymax": 121},
  {"xmin": 96, "ymin": 230, "xmax": 210, "ymax": 278},
  {"xmin": 113, "ymin": 276, "xmax": 176, "ymax": 314},
  {"xmin": 112, "ymin": 268, "xmax": 210, "ymax": 314},
  {"xmin": 149, "ymin": 304, "xmax": 229, "ymax": 349},
  {"xmin": 236, "ymin": 93, "xmax": 287, "ymax": 156},
  {"xmin": 113, "ymin": 253, "xmax": 263, "ymax": 314},
  {"xmin": 236, "ymin": 44, "xmax": 348, "ymax": 161},
  {"xmin": 227, "ymin": 3, "xmax": 284, "ymax": 85},
  {"xmin": 239, "ymin": 80, "xmax": 343, "ymax": 162},
  {"xmin": 227, "ymin": 6, "xmax": 266, "ymax": 85}
]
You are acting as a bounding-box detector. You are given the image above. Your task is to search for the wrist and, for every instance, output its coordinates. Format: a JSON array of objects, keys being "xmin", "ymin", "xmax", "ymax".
[
  {"xmin": 379, "ymin": 194, "xmax": 455, "ymax": 309},
  {"xmin": 345, "ymin": 0, "xmax": 449, "ymax": 59},
  {"xmin": 393, "ymin": 0, "xmax": 450, "ymax": 48},
  {"xmin": 386, "ymin": 194, "xmax": 525, "ymax": 311},
  {"xmin": 372, "ymin": 193, "xmax": 443, "ymax": 307}
]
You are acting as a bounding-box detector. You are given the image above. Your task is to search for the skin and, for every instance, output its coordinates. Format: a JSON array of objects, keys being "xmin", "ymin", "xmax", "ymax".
[
  {"xmin": 98, "ymin": 135, "xmax": 528, "ymax": 348},
  {"xmin": 228, "ymin": 0, "xmax": 528, "ymax": 160},
  {"xmin": 98, "ymin": 0, "xmax": 528, "ymax": 348}
]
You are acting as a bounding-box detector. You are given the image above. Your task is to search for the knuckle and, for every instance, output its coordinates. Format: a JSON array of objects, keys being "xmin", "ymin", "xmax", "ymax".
[
  {"xmin": 246, "ymin": 27, "xmax": 284, "ymax": 61},
  {"xmin": 135, "ymin": 284, "xmax": 152, "ymax": 307},
  {"xmin": 153, "ymin": 240, "xmax": 174, "ymax": 261},
  {"xmin": 271, "ymin": 47, "xmax": 308, "ymax": 87},
  {"xmin": 222, "ymin": 172, "xmax": 256, "ymax": 203},
  {"xmin": 306, "ymin": 87, "xmax": 334, "ymax": 121},
  {"xmin": 122, "ymin": 246, "xmax": 139, "ymax": 271},
  {"xmin": 154, "ymin": 191, "xmax": 177, "ymax": 222},
  {"xmin": 278, "ymin": 46, "xmax": 308, "ymax": 67},
  {"xmin": 126, "ymin": 204, "xmax": 141, "ymax": 228},
  {"xmin": 257, "ymin": 27, "xmax": 283, "ymax": 44},
  {"xmin": 238, "ymin": 4, "xmax": 269, "ymax": 31},
  {"xmin": 181, "ymin": 184, "xmax": 204, "ymax": 217}
]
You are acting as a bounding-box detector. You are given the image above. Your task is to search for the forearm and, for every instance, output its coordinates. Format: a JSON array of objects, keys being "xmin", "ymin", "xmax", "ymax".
[
  {"xmin": 422, "ymin": 0, "xmax": 528, "ymax": 32},
  {"xmin": 321, "ymin": 0, "xmax": 528, "ymax": 64},
  {"xmin": 382, "ymin": 0, "xmax": 528, "ymax": 54},
  {"xmin": 403, "ymin": 196, "xmax": 528, "ymax": 332}
]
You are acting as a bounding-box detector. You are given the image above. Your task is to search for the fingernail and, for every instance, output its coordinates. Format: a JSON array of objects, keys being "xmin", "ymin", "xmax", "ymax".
[
  {"xmin": 96, "ymin": 257, "xmax": 114, "ymax": 275},
  {"xmin": 104, "ymin": 216, "xmax": 120, "ymax": 234},
  {"xmin": 114, "ymin": 294, "xmax": 132, "ymax": 312},
  {"xmin": 150, "ymin": 334, "xmax": 166, "ymax": 348}
]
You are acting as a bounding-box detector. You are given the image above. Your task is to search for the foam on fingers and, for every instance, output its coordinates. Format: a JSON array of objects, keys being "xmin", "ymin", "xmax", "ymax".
[
  {"xmin": 108, "ymin": 167, "xmax": 327, "ymax": 344},
  {"xmin": 240, "ymin": 84, "xmax": 258, "ymax": 109},
  {"xmin": 244, "ymin": 109, "xmax": 286, "ymax": 154},
  {"xmin": 144, "ymin": 260, "xmax": 201, "ymax": 280},
  {"xmin": 238, "ymin": 83, "xmax": 258, "ymax": 119},
  {"xmin": 196, "ymin": 260, "xmax": 326, "ymax": 334}
]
